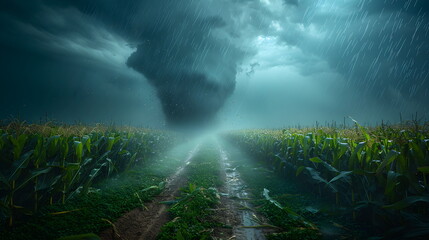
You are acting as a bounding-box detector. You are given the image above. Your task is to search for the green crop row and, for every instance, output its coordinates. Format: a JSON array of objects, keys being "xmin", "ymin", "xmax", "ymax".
[
  {"xmin": 225, "ymin": 122, "xmax": 429, "ymax": 238},
  {"xmin": 0, "ymin": 126, "xmax": 177, "ymax": 228}
]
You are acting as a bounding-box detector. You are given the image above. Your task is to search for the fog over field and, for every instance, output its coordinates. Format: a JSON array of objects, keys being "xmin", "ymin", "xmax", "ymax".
[{"xmin": 1, "ymin": 0, "xmax": 428, "ymax": 128}]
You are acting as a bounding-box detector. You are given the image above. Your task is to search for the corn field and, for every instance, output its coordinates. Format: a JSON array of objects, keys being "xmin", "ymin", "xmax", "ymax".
[
  {"xmin": 0, "ymin": 123, "xmax": 176, "ymax": 227},
  {"xmin": 225, "ymin": 121, "xmax": 429, "ymax": 237}
]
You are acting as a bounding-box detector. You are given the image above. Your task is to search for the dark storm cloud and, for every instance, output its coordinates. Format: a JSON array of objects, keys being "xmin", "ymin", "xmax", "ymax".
[
  {"xmin": 265, "ymin": 0, "xmax": 429, "ymax": 109},
  {"xmin": 217, "ymin": 0, "xmax": 429, "ymax": 128},
  {"xmin": 2, "ymin": 0, "xmax": 429, "ymax": 127},
  {"xmin": 0, "ymin": 0, "xmax": 245, "ymax": 126},
  {"xmin": 283, "ymin": 0, "xmax": 299, "ymax": 6},
  {"xmin": 362, "ymin": 0, "xmax": 429, "ymax": 15},
  {"xmin": 41, "ymin": 0, "xmax": 245, "ymax": 126},
  {"xmin": 0, "ymin": 0, "xmax": 163, "ymax": 125},
  {"xmin": 323, "ymin": 1, "xmax": 429, "ymax": 104}
]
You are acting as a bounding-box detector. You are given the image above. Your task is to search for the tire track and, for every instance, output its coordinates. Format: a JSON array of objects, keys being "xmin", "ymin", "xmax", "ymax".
[
  {"xmin": 218, "ymin": 142, "xmax": 266, "ymax": 240},
  {"xmin": 99, "ymin": 144, "xmax": 200, "ymax": 240}
]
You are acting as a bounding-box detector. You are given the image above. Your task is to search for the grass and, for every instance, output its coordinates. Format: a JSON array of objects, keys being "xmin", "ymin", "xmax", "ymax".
[
  {"xmin": 186, "ymin": 145, "xmax": 223, "ymax": 188},
  {"xmin": 157, "ymin": 141, "xmax": 224, "ymax": 240}
]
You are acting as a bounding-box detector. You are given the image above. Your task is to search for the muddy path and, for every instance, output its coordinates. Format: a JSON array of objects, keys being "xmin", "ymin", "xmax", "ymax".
[
  {"xmin": 216, "ymin": 143, "xmax": 268, "ymax": 240},
  {"xmin": 219, "ymin": 137, "xmax": 356, "ymax": 239},
  {"xmin": 100, "ymin": 137, "xmax": 273, "ymax": 240},
  {"xmin": 99, "ymin": 143, "xmax": 200, "ymax": 240}
]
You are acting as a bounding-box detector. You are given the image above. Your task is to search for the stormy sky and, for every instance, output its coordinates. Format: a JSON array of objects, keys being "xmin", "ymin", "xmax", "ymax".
[{"xmin": 1, "ymin": 0, "xmax": 428, "ymax": 128}]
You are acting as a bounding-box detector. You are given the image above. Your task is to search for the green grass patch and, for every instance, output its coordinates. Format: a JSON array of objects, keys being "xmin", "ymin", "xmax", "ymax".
[
  {"xmin": 158, "ymin": 185, "xmax": 221, "ymax": 240},
  {"xmin": 186, "ymin": 146, "xmax": 223, "ymax": 188},
  {"xmin": 158, "ymin": 142, "xmax": 223, "ymax": 240}
]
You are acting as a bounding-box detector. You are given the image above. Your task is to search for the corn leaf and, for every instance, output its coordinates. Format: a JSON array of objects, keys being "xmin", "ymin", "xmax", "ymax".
[
  {"xmin": 296, "ymin": 166, "xmax": 305, "ymax": 176},
  {"xmin": 8, "ymin": 150, "xmax": 34, "ymax": 181},
  {"xmin": 383, "ymin": 195, "xmax": 429, "ymax": 210},
  {"xmin": 309, "ymin": 157, "xmax": 323, "ymax": 163},
  {"xmin": 417, "ymin": 166, "xmax": 429, "ymax": 173},
  {"xmin": 376, "ymin": 150, "xmax": 400, "ymax": 175},
  {"xmin": 329, "ymin": 171, "xmax": 352, "ymax": 184}
]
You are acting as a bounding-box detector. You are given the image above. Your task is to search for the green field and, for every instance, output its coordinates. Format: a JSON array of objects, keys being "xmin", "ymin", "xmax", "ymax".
[
  {"xmin": 1, "ymin": 121, "xmax": 428, "ymax": 239},
  {"xmin": 224, "ymin": 121, "xmax": 429, "ymax": 239}
]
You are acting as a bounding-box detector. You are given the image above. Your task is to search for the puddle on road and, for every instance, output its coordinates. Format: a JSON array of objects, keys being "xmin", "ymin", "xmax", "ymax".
[{"xmin": 219, "ymin": 148, "xmax": 266, "ymax": 240}]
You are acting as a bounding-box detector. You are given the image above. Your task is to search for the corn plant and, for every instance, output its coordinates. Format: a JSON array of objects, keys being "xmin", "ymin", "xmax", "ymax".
[
  {"xmin": 0, "ymin": 124, "xmax": 178, "ymax": 227},
  {"xmin": 225, "ymin": 122, "xmax": 429, "ymax": 237}
]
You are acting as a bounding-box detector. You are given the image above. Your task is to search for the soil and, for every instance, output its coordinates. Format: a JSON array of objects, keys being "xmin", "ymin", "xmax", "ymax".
[
  {"xmin": 217, "ymin": 146, "xmax": 272, "ymax": 240},
  {"xmin": 99, "ymin": 142, "xmax": 273, "ymax": 240},
  {"xmin": 99, "ymin": 167, "xmax": 188, "ymax": 240},
  {"xmin": 210, "ymin": 157, "xmax": 240, "ymax": 240},
  {"xmin": 99, "ymin": 146, "xmax": 198, "ymax": 240}
]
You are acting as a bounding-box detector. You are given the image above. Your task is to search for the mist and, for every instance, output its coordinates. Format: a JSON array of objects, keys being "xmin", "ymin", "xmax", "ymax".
[{"xmin": 1, "ymin": 0, "xmax": 428, "ymax": 128}]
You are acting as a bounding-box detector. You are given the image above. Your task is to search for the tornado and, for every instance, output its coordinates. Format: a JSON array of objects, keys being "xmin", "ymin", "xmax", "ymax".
[{"xmin": 127, "ymin": 1, "xmax": 242, "ymax": 126}]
